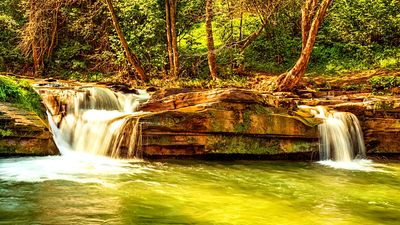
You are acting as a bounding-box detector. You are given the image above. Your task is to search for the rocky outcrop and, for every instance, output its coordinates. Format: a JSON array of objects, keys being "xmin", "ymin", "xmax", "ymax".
[
  {"xmin": 138, "ymin": 89, "xmax": 400, "ymax": 158},
  {"xmin": 37, "ymin": 85, "xmax": 321, "ymax": 159},
  {"xmin": 36, "ymin": 80, "xmax": 400, "ymax": 159},
  {"xmin": 138, "ymin": 89, "xmax": 320, "ymax": 158},
  {"xmin": 301, "ymin": 94, "xmax": 400, "ymax": 155},
  {"xmin": 0, "ymin": 103, "xmax": 58, "ymax": 156},
  {"xmin": 332, "ymin": 98, "xmax": 400, "ymax": 154}
]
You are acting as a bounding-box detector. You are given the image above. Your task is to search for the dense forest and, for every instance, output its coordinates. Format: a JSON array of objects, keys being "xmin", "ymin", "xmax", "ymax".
[{"xmin": 0, "ymin": 0, "xmax": 399, "ymax": 89}]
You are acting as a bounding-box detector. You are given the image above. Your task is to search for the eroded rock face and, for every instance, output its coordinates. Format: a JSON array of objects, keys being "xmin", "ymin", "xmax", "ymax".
[
  {"xmin": 139, "ymin": 88, "xmax": 299, "ymax": 112},
  {"xmin": 332, "ymin": 100, "xmax": 400, "ymax": 154},
  {"xmin": 306, "ymin": 94, "xmax": 400, "ymax": 155},
  {"xmin": 0, "ymin": 103, "xmax": 58, "ymax": 156},
  {"xmin": 138, "ymin": 89, "xmax": 400, "ymax": 157},
  {"xmin": 138, "ymin": 89, "xmax": 320, "ymax": 158}
]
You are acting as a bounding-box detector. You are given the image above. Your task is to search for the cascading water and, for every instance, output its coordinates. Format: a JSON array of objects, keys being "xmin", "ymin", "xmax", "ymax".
[
  {"xmin": 305, "ymin": 106, "xmax": 366, "ymax": 162},
  {"xmin": 49, "ymin": 87, "xmax": 149, "ymax": 159}
]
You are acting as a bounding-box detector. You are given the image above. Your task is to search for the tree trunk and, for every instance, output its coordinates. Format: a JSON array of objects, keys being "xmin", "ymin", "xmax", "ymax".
[
  {"xmin": 235, "ymin": 16, "xmax": 271, "ymax": 74},
  {"xmin": 105, "ymin": 0, "xmax": 146, "ymax": 82},
  {"xmin": 32, "ymin": 39, "xmax": 40, "ymax": 77},
  {"xmin": 165, "ymin": 0, "xmax": 175, "ymax": 77},
  {"xmin": 165, "ymin": 0, "xmax": 179, "ymax": 78},
  {"xmin": 239, "ymin": 11, "xmax": 243, "ymax": 41},
  {"xmin": 170, "ymin": 0, "xmax": 179, "ymax": 78},
  {"xmin": 274, "ymin": 0, "xmax": 333, "ymax": 91},
  {"xmin": 47, "ymin": 3, "xmax": 60, "ymax": 59},
  {"xmin": 206, "ymin": 0, "xmax": 218, "ymax": 79},
  {"xmin": 30, "ymin": 0, "xmax": 39, "ymax": 77}
]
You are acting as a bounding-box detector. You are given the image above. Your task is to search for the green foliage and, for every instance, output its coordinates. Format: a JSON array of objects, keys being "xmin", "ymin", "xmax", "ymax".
[
  {"xmin": 177, "ymin": 0, "xmax": 206, "ymax": 39},
  {"xmin": 239, "ymin": 0, "xmax": 400, "ymax": 75},
  {"xmin": 149, "ymin": 74, "xmax": 248, "ymax": 89},
  {"xmin": 243, "ymin": 7, "xmax": 302, "ymax": 73},
  {"xmin": 46, "ymin": 2, "xmax": 115, "ymax": 80},
  {"xmin": 369, "ymin": 75, "xmax": 400, "ymax": 93},
  {"xmin": 323, "ymin": 0, "xmax": 400, "ymax": 46},
  {"xmin": 0, "ymin": 0, "xmax": 399, "ymax": 84},
  {"xmin": 0, "ymin": 0, "xmax": 26, "ymax": 73},
  {"xmin": 244, "ymin": 31, "xmax": 301, "ymax": 73},
  {"xmin": 50, "ymin": 41, "xmax": 90, "ymax": 76},
  {"xmin": 309, "ymin": 0, "xmax": 400, "ymax": 74},
  {"xmin": 112, "ymin": 0, "xmax": 167, "ymax": 73},
  {"xmin": 0, "ymin": 75, "xmax": 44, "ymax": 117},
  {"xmin": 0, "ymin": 129, "xmax": 13, "ymax": 137}
]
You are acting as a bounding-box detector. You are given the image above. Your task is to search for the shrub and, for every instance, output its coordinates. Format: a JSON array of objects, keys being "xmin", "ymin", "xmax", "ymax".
[
  {"xmin": 368, "ymin": 75, "xmax": 400, "ymax": 93},
  {"xmin": 0, "ymin": 75, "xmax": 44, "ymax": 117}
]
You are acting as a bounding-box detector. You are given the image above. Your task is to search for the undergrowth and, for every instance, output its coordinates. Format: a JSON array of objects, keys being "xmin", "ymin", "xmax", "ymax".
[
  {"xmin": 0, "ymin": 75, "xmax": 45, "ymax": 117},
  {"xmin": 369, "ymin": 75, "xmax": 400, "ymax": 94}
]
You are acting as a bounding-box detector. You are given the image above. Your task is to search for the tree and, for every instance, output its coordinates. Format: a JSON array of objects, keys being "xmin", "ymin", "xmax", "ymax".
[
  {"xmin": 274, "ymin": 0, "xmax": 333, "ymax": 91},
  {"xmin": 19, "ymin": 0, "xmax": 146, "ymax": 81},
  {"xmin": 206, "ymin": 0, "xmax": 218, "ymax": 79},
  {"xmin": 105, "ymin": 0, "xmax": 147, "ymax": 82},
  {"xmin": 19, "ymin": 0, "xmax": 64, "ymax": 76},
  {"xmin": 165, "ymin": 0, "xmax": 179, "ymax": 78}
]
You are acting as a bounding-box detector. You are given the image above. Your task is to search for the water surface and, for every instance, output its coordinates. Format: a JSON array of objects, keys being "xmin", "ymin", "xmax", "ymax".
[{"xmin": 0, "ymin": 156, "xmax": 399, "ymax": 225}]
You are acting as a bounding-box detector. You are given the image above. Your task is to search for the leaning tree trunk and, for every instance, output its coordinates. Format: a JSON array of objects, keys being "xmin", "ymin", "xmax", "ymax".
[
  {"xmin": 234, "ymin": 0, "xmax": 282, "ymax": 74},
  {"xmin": 274, "ymin": 0, "xmax": 333, "ymax": 91},
  {"xmin": 235, "ymin": 19, "xmax": 270, "ymax": 74},
  {"xmin": 105, "ymin": 0, "xmax": 146, "ymax": 82},
  {"xmin": 206, "ymin": 0, "xmax": 218, "ymax": 79}
]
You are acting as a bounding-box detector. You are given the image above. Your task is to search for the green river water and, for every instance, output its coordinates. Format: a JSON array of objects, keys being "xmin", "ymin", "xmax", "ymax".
[{"xmin": 0, "ymin": 155, "xmax": 399, "ymax": 225}]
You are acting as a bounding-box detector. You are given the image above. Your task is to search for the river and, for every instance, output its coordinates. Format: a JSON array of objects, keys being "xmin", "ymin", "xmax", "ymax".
[{"xmin": 0, "ymin": 155, "xmax": 399, "ymax": 225}]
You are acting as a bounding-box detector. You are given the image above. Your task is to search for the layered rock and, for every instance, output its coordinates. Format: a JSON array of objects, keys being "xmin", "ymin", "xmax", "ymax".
[
  {"xmin": 138, "ymin": 89, "xmax": 320, "ymax": 158},
  {"xmin": 301, "ymin": 93, "xmax": 400, "ymax": 155},
  {"xmin": 332, "ymin": 98, "xmax": 400, "ymax": 155},
  {"xmin": 0, "ymin": 103, "xmax": 58, "ymax": 156}
]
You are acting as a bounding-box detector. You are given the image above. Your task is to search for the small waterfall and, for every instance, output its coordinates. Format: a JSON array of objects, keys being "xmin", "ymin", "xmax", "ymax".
[
  {"xmin": 306, "ymin": 106, "xmax": 366, "ymax": 162},
  {"xmin": 50, "ymin": 87, "xmax": 149, "ymax": 159}
]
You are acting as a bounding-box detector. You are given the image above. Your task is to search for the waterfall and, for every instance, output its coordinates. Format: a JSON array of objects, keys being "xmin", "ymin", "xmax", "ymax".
[
  {"xmin": 306, "ymin": 106, "xmax": 366, "ymax": 162},
  {"xmin": 50, "ymin": 87, "xmax": 149, "ymax": 159}
]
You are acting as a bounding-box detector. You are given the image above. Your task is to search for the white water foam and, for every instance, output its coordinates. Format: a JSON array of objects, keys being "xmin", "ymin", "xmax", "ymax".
[
  {"xmin": 0, "ymin": 154, "xmax": 146, "ymax": 185},
  {"xmin": 317, "ymin": 159, "xmax": 387, "ymax": 172}
]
